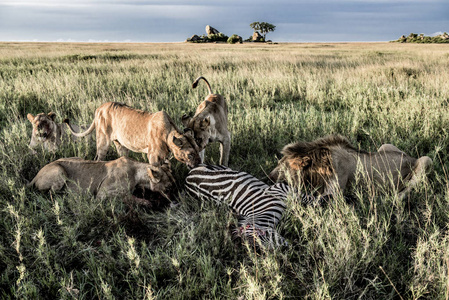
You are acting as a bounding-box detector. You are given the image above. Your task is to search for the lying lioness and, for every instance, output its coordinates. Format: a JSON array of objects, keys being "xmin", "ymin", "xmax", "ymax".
[
  {"xmin": 27, "ymin": 112, "xmax": 84, "ymax": 153},
  {"xmin": 270, "ymin": 135, "xmax": 432, "ymax": 202},
  {"xmin": 181, "ymin": 76, "xmax": 231, "ymax": 165},
  {"xmin": 65, "ymin": 102, "xmax": 201, "ymax": 168},
  {"xmin": 28, "ymin": 157, "xmax": 174, "ymax": 202}
]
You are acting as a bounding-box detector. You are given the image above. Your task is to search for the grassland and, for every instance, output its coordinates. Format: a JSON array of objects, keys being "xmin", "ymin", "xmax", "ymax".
[{"xmin": 0, "ymin": 41, "xmax": 448, "ymax": 299}]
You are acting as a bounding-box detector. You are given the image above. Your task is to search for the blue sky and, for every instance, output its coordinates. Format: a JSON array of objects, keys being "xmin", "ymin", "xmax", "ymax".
[{"xmin": 0, "ymin": 0, "xmax": 448, "ymax": 42}]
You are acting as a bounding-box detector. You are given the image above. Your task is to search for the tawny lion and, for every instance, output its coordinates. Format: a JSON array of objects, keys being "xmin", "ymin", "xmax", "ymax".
[
  {"xmin": 28, "ymin": 157, "xmax": 174, "ymax": 202},
  {"xmin": 269, "ymin": 135, "xmax": 432, "ymax": 201},
  {"xmin": 65, "ymin": 102, "xmax": 201, "ymax": 168},
  {"xmin": 27, "ymin": 112, "xmax": 84, "ymax": 153},
  {"xmin": 181, "ymin": 76, "xmax": 231, "ymax": 165}
]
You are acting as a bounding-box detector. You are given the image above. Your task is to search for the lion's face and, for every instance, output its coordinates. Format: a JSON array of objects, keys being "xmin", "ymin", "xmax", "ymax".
[
  {"xmin": 170, "ymin": 130, "xmax": 201, "ymax": 169},
  {"xmin": 269, "ymin": 157, "xmax": 308, "ymax": 186},
  {"xmin": 147, "ymin": 163, "xmax": 175, "ymax": 198},
  {"xmin": 27, "ymin": 112, "xmax": 56, "ymax": 141},
  {"xmin": 181, "ymin": 115, "xmax": 211, "ymax": 151}
]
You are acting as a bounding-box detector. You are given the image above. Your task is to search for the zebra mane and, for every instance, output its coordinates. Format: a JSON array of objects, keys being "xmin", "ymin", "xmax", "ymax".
[{"xmin": 264, "ymin": 182, "xmax": 291, "ymax": 199}]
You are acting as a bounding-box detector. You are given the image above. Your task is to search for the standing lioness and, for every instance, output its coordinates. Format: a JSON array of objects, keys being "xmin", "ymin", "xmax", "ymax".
[
  {"xmin": 65, "ymin": 102, "xmax": 201, "ymax": 168},
  {"xmin": 181, "ymin": 76, "xmax": 231, "ymax": 166}
]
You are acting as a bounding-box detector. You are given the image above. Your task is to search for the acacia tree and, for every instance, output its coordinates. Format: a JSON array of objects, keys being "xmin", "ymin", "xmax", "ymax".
[{"xmin": 250, "ymin": 22, "xmax": 276, "ymax": 40}]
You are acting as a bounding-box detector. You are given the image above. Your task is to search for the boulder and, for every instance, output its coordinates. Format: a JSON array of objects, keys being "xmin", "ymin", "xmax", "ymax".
[
  {"xmin": 206, "ymin": 25, "xmax": 220, "ymax": 36},
  {"xmin": 189, "ymin": 35, "xmax": 201, "ymax": 42},
  {"xmin": 252, "ymin": 31, "xmax": 263, "ymax": 42}
]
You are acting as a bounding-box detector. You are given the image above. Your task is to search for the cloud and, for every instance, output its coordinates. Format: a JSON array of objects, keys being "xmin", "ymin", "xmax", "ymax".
[{"xmin": 0, "ymin": 0, "xmax": 448, "ymax": 42}]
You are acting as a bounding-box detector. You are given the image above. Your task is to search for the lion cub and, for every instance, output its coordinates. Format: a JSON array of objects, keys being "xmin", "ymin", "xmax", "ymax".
[
  {"xmin": 27, "ymin": 112, "xmax": 84, "ymax": 153},
  {"xmin": 28, "ymin": 157, "xmax": 174, "ymax": 202},
  {"xmin": 65, "ymin": 102, "xmax": 201, "ymax": 168},
  {"xmin": 182, "ymin": 76, "xmax": 231, "ymax": 166}
]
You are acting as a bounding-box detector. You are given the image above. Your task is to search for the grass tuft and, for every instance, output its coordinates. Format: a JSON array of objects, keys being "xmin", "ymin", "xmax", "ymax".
[{"xmin": 0, "ymin": 42, "xmax": 448, "ymax": 298}]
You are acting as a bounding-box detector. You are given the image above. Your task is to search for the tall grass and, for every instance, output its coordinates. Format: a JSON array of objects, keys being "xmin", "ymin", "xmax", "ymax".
[{"xmin": 0, "ymin": 42, "xmax": 448, "ymax": 299}]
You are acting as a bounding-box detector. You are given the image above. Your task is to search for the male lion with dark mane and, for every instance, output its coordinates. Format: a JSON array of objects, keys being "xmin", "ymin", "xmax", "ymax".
[
  {"xmin": 65, "ymin": 102, "xmax": 201, "ymax": 168},
  {"xmin": 269, "ymin": 135, "xmax": 432, "ymax": 202}
]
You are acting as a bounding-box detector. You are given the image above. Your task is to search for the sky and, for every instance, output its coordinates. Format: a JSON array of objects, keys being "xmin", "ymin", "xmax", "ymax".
[{"xmin": 0, "ymin": 0, "xmax": 448, "ymax": 43}]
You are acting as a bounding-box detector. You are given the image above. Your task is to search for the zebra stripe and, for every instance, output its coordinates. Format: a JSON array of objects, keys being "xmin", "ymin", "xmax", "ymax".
[{"xmin": 185, "ymin": 165, "xmax": 291, "ymax": 247}]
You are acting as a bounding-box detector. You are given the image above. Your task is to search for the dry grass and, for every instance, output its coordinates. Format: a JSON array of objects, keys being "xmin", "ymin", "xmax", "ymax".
[{"xmin": 0, "ymin": 42, "xmax": 448, "ymax": 299}]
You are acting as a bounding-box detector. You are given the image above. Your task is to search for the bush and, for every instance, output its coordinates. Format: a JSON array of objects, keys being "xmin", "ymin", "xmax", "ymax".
[
  {"xmin": 227, "ymin": 34, "xmax": 242, "ymax": 44},
  {"xmin": 208, "ymin": 33, "xmax": 229, "ymax": 42},
  {"xmin": 186, "ymin": 33, "xmax": 229, "ymax": 43},
  {"xmin": 392, "ymin": 32, "xmax": 449, "ymax": 44}
]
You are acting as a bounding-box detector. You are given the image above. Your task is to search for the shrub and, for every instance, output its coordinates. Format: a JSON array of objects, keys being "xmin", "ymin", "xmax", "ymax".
[
  {"xmin": 227, "ymin": 34, "xmax": 242, "ymax": 44},
  {"xmin": 208, "ymin": 33, "xmax": 229, "ymax": 42},
  {"xmin": 392, "ymin": 32, "xmax": 449, "ymax": 44}
]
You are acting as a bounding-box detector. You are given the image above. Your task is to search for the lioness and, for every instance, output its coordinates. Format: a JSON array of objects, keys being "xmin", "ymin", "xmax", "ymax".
[
  {"xmin": 181, "ymin": 76, "xmax": 231, "ymax": 166},
  {"xmin": 27, "ymin": 112, "xmax": 84, "ymax": 153},
  {"xmin": 28, "ymin": 157, "xmax": 174, "ymax": 202},
  {"xmin": 269, "ymin": 135, "xmax": 432, "ymax": 202},
  {"xmin": 65, "ymin": 102, "xmax": 201, "ymax": 168}
]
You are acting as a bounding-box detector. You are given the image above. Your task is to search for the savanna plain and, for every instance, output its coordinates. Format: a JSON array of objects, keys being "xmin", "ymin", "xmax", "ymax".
[{"xmin": 0, "ymin": 42, "xmax": 448, "ymax": 299}]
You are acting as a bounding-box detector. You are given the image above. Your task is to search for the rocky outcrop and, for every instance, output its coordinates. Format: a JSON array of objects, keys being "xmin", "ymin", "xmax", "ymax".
[
  {"xmin": 252, "ymin": 32, "xmax": 263, "ymax": 42},
  {"xmin": 394, "ymin": 32, "xmax": 449, "ymax": 43},
  {"xmin": 206, "ymin": 25, "xmax": 220, "ymax": 36},
  {"xmin": 186, "ymin": 35, "xmax": 201, "ymax": 42}
]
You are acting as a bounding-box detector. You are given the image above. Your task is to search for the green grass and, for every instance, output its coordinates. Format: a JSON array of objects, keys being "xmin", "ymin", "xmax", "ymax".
[{"xmin": 0, "ymin": 41, "xmax": 448, "ymax": 299}]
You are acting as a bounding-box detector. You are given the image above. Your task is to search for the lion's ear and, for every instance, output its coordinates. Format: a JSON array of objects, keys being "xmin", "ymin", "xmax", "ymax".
[
  {"xmin": 181, "ymin": 114, "xmax": 191, "ymax": 127},
  {"xmin": 47, "ymin": 112, "xmax": 56, "ymax": 121},
  {"xmin": 148, "ymin": 166, "xmax": 161, "ymax": 183},
  {"xmin": 27, "ymin": 113, "xmax": 35, "ymax": 123},
  {"xmin": 172, "ymin": 136, "xmax": 183, "ymax": 148},
  {"xmin": 200, "ymin": 117, "xmax": 210, "ymax": 130},
  {"xmin": 288, "ymin": 157, "xmax": 310, "ymax": 170}
]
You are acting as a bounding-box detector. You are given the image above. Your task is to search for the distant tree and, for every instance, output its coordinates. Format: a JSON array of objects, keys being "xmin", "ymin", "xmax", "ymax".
[{"xmin": 250, "ymin": 22, "xmax": 276, "ymax": 40}]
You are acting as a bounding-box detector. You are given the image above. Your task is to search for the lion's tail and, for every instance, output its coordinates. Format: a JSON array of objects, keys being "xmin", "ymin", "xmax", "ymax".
[
  {"xmin": 192, "ymin": 76, "xmax": 213, "ymax": 95},
  {"xmin": 64, "ymin": 118, "xmax": 95, "ymax": 138},
  {"xmin": 26, "ymin": 178, "xmax": 34, "ymax": 188}
]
